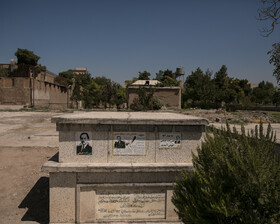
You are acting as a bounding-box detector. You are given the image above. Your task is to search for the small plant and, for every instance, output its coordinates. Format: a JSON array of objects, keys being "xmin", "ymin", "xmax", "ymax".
[{"xmin": 172, "ymin": 123, "xmax": 280, "ymax": 224}]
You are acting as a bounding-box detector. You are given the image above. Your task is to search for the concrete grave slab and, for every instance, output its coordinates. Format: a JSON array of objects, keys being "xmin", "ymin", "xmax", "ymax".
[{"xmin": 43, "ymin": 112, "xmax": 208, "ymax": 223}]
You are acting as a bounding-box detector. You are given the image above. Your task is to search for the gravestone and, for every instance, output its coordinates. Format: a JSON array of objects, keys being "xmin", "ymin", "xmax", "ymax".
[{"xmin": 42, "ymin": 112, "xmax": 208, "ymax": 223}]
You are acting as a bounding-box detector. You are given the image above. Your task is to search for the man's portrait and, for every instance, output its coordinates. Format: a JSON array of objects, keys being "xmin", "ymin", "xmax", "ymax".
[
  {"xmin": 76, "ymin": 132, "xmax": 92, "ymax": 155},
  {"xmin": 114, "ymin": 135, "xmax": 126, "ymax": 148}
]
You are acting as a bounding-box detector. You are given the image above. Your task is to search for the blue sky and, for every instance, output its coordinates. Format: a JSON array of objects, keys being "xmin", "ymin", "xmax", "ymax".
[{"xmin": 0, "ymin": 0, "xmax": 279, "ymax": 85}]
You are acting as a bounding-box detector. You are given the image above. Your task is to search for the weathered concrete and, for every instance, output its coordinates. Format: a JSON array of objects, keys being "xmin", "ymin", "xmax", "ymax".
[
  {"xmin": 51, "ymin": 111, "xmax": 208, "ymax": 125},
  {"xmin": 43, "ymin": 112, "xmax": 207, "ymax": 223}
]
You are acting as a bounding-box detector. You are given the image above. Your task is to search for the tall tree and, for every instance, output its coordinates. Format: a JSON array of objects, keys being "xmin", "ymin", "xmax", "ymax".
[
  {"xmin": 268, "ymin": 42, "xmax": 280, "ymax": 84},
  {"xmin": 71, "ymin": 73, "xmax": 91, "ymax": 103},
  {"xmin": 184, "ymin": 68, "xmax": 215, "ymax": 108},
  {"xmin": 214, "ymin": 65, "xmax": 230, "ymax": 106}
]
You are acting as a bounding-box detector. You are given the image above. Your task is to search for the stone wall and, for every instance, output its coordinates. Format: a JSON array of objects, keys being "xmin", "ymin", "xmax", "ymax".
[
  {"xmin": 0, "ymin": 77, "xmax": 31, "ymax": 105},
  {"xmin": 0, "ymin": 77, "xmax": 68, "ymax": 109},
  {"xmin": 127, "ymin": 86, "xmax": 181, "ymax": 109}
]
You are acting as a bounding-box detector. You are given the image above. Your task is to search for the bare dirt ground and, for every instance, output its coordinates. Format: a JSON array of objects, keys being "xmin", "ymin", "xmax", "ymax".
[
  {"xmin": 0, "ymin": 147, "xmax": 57, "ymax": 224},
  {"xmin": 0, "ymin": 111, "xmax": 60, "ymax": 224},
  {"xmin": 0, "ymin": 109, "xmax": 279, "ymax": 223}
]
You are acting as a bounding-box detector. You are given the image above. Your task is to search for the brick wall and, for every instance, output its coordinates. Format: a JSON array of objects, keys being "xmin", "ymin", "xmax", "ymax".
[{"xmin": 0, "ymin": 77, "xmax": 68, "ymax": 109}]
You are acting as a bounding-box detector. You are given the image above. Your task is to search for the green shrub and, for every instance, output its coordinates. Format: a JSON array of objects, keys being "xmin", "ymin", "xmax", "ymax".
[
  {"xmin": 130, "ymin": 87, "xmax": 162, "ymax": 111},
  {"xmin": 172, "ymin": 123, "xmax": 280, "ymax": 224}
]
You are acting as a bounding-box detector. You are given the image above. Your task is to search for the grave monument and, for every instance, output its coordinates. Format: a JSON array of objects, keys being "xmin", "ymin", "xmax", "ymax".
[{"xmin": 42, "ymin": 112, "xmax": 208, "ymax": 223}]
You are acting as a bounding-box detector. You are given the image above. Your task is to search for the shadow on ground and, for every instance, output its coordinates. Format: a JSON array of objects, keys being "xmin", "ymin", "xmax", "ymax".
[{"xmin": 19, "ymin": 177, "xmax": 49, "ymax": 224}]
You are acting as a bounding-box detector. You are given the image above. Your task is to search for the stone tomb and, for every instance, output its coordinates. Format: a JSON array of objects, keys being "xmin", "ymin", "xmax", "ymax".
[{"xmin": 42, "ymin": 112, "xmax": 208, "ymax": 223}]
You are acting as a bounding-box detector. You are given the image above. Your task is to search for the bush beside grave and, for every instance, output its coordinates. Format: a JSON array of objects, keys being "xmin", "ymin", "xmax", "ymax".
[{"xmin": 172, "ymin": 123, "xmax": 280, "ymax": 224}]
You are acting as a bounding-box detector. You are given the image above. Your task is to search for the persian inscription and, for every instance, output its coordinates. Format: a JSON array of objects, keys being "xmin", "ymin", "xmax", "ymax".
[
  {"xmin": 96, "ymin": 189, "xmax": 166, "ymax": 220},
  {"xmin": 159, "ymin": 133, "xmax": 181, "ymax": 149},
  {"xmin": 113, "ymin": 132, "xmax": 146, "ymax": 155}
]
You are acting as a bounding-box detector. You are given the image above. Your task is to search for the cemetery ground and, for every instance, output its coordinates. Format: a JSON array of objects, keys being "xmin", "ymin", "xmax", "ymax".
[{"xmin": 0, "ymin": 108, "xmax": 279, "ymax": 223}]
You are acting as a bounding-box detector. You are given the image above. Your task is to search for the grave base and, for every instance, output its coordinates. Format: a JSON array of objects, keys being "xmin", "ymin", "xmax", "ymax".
[{"xmin": 43, "ymin": 158, "xmax": 192, "ymax": 223}]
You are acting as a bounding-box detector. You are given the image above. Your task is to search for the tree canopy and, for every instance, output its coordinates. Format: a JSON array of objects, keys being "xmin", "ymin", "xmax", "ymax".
[
  {"xmin": 182, "ymin": 65, "xmax": 278, "ymax": 109},
  {"xmin": 14, "ymin": 48, "xmax": 40, "ymax": 66},
  {"xmin": 268, "ymin": 42, "xmax": 280, "ymax": 84},
  {"xmin": 69, "ymin": 73, "xmax": 127, "ymax": 109},
  {"xmin": 138, "ymin": 71, "xmax": 151, "ymax": 80}
]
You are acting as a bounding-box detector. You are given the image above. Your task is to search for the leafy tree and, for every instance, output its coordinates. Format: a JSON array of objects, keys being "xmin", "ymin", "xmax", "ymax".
[
  {"xmin": 58, "ymin": 69, "xmax": 75, "ymax": 86},
  {"xmin": 71, "ymin": 73, "xmax": 91, "ymax": 103},
  {"xmin": 184, "ymin": 68, "xmax": 215, "ymax": 108},
  {"xmin": 257, "ymin": 0, "xmax": 280, "ymax": 37},
  {"xmin": 114, "ymin": 86, "xmax": 127, "ymax": 109},
  {"xmin": 214, "ymin": 65, "xmax": 230, "ymax": 106},
  {"xmin": 268, "ymin": 42, "xmax": 280, "ymax": 84},
  {"xmin": 172, "ymin": 123, "xmax": 280, "ymax": 224},
  {"xmin": 15, "ymin": 48, "xmax": 40, "ymax": 66},
  {"xmin": 156, "ymin": 69, "xmax": 180, "ymax": 87},
  {"xmin": 251, "ymin": 81, "xmax": 276, "ymax": 104},
  {"xmin": 54, "ymin": 75, "xmax": 68, "ymax": 86},
  {"xmin": 83, "ymin": 78, "xmax": 100, "ymax": 108},
  {"xmin": 138, "ymin": 71, "xmax": 151, "ymax": 80},
  {"xmin": 14, "ymin": 48, "xmax": 46, "ymax": 78},
  {"xmin": 273, "ymin": 89, "xmax": 280, "ymax": 105}
]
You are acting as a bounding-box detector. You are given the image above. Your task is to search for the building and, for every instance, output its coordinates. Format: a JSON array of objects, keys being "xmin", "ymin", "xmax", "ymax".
[
  {"xmin": 127, "ymin": 80, "xmax": 181, "ymax": 109},
  {"xmin": 0, "ymin": 61, "xmax": 70, "ymax": 109},
  {"xmin": 73, "ymin": 67, "xmax": 88, "ymax": 75}
]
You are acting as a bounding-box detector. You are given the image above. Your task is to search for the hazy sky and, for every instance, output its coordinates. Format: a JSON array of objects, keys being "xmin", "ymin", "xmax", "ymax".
[{"xmin": 0, "ymin": 0, "xmax": 279, "ymax": 85}]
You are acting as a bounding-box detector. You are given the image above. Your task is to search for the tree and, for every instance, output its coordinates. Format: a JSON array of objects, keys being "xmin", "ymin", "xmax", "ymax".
[
  {"xmin": 58, "ymin": 70, "xmax": 75, "ymax": 86},
  {"xmin": 138, "ymin": 71, "xmax": 151, "ymax": 80},
  {"xmin": 130, "ymin": 87, "xmax": 162, "ymax": 111},
  {"xmin": 83, "ymin": 78, "xmax": 100, "ymax": 108},
  {"xmin": 268, "ymin": 42, "xmax": 280, "ymax": 84},
  {"xmin": 71, "ymin": 73, "xmax": 91, "ymax": 103},
  {"xmin": 172, "ymin": 123, "xmax": 280, "ymax": 224},
  {"xmin": 214, "ymin": 65, "xmax": 230, "ymax": 106},
  {"xmin": 273, "ymin": 89, "xmax": 280, "ymax": 105},
  {"xmin": 114, "ymin": 86, "xmax": 127, "ymax": 109},
  {"xmin": 156, "ymin": 69, "xmax": 180, "ymax": 87},
  {"xmin": 251, "ymin": 81, "xmax": 276, "ymax": 104},
  {"xmin": 15, "ymin": 48, "xmax": 40, "ymax": 66},
  {"xmin": 257, "ymin": 0, "xmax": 280, "ymax": 37},
  {"xmin": 184, "ymin": 68, "xmax": 215, "ymax": 108}
]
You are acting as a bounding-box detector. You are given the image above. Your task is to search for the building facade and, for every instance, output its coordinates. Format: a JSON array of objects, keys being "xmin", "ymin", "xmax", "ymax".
[{"xmin": 127, "ymin": 80, "xmax": 181, "ymax": 109}]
